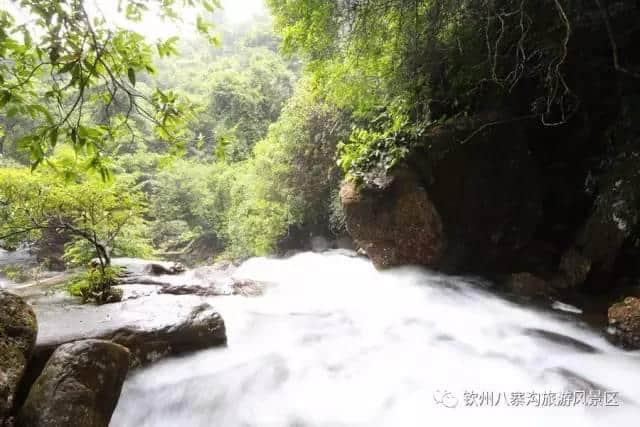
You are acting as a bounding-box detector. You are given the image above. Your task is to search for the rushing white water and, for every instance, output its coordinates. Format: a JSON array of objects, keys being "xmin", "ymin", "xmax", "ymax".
[{"xmin": 111, "ymin": 251, "xmax": 640, "ymax": 426}]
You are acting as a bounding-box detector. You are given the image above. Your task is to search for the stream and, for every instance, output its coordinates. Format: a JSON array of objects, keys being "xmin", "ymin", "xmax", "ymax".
[{"xmin": 109, "ymin": 251, "xmax": 640, "ymax": 426}]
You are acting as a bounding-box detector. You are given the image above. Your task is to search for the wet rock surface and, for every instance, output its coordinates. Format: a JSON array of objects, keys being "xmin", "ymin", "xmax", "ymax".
[
  {"xmin": 608, "ymin": 297, "xmax": 640, "ymax": 349},
  {"xmin": 112, "ymin": 258, "xmax": 266, "ymax": 298},
  {"xmin": 17, "ymin": 339, "xmax": 129, "ymax": 427},
  {"xmin": 523, "ymin": 328, "xmax": 598, "ymax": 353},
  {"xmin": 0, "ymin": 291, "xmax": 37, "ymax": 423},
  {"xmin": 31, "ymin": 295, "xmax": 227, "ymax": 371}
]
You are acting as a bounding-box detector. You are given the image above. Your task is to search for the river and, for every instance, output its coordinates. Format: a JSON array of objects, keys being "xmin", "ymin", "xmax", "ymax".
[{"xmin": 109, "ymin": 251, "xmax": 640, "ymax": 426}]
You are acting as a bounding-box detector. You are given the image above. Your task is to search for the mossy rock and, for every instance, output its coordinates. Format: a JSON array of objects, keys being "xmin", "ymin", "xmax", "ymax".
[
  {"xmin": 0, "ymin": 291, "xmax": 38, "ymax": 421},
  {"xmin": 17, "ymin": 339, "xmax": 130, "ymax": 427}
]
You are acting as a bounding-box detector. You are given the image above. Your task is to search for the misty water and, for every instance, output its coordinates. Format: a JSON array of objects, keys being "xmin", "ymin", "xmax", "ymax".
[{"xmin": 111, "ymin": 251, "xmax": 640, "ymax": 426}]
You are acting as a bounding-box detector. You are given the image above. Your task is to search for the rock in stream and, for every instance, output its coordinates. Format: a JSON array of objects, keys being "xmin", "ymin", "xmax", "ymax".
[
  {"xmin": 0, "ymin": 291, "xmax": 37, "ymax": 424},
  {"xmin": 17, "ymin": 339, "xmax": 129, "ymax": 427}
]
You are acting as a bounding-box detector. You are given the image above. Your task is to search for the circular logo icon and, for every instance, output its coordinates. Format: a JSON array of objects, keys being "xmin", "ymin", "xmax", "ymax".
[{"xmin": 433, "ymin": 390, "xmax": 459, "ymax": 408}]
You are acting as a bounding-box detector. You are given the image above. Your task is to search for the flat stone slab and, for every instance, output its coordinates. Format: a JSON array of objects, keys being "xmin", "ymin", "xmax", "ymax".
[{"xmin": 33, "ymin": 295, "xmax": 226, "ymax": 366}]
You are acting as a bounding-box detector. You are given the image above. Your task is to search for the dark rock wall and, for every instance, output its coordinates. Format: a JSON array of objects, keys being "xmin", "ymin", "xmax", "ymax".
[{"xmin": 341, "ymin": 1, "xmax": 640, "ymax": 296}]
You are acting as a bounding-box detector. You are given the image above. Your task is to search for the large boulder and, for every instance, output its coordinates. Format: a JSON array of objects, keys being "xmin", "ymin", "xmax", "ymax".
[
  {"xmin": 17, "ymin": 339, "xmax": 129, "ymax": 427},
  {"xmin": 339, "ymin": 115, "xmax": 543, "ymax": 273},
  {"xmin": 13, "ymin": 295, "xmax": 227, "ymax": 406},
  {"xmin": 0, "ymin": 291, "xmax": 37, "ymax": 422},
  {"xmin": 608, "ymin": 297, "xmax": 640, "ymax": 349},
  {"xmin": 340, "ymin": 169, "xmax": 446, "ymax": 269}
]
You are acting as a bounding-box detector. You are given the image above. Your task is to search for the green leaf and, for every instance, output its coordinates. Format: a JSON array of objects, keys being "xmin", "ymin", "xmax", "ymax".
[
  {"xmin": 156, "ymin": 37, "xmax": 179, "ymax": 58},
  {"xmin": 7, "ymin": 106, "xmax": 19, "ymax": 118},
  {"xmin": 31, "ymin": 157, "xmax": 43, "ymax": 172},
  {"xmin": 59, "ymin": 61, "xmax": 77, "ymax": 74},
  {"xmin": 30, "ymin": 104, "xmax": 54, "ymax": 124},
  {"xmin": 49, "ymin": 46, "xmax": 59, "ymax": 63},
  {"xmin": 127, "ymin": 67, "xmax": 136, "ymax": 87},
  {"xmin": 49, "ymin": 128, "xmax": 58, "ymax": 148},
  {"xmin": 0, "ymin": 90, "xmax": 11, "ymax": 107},
  {"xmin": 202, "ymin": 0, "xmax": 221, "ymax": 12}
]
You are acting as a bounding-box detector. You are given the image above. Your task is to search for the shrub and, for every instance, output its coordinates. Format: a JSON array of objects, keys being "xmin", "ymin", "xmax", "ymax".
[{"xmin": 67, "ymin": 266, "xmax": 124, "ymax": 305}]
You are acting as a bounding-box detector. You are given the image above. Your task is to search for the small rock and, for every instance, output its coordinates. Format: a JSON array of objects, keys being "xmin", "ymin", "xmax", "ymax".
[
  {"xmin": 143, "ymin": 261, "xmax": 186, "ymax": 276},
  {"xmin": 0, "ymin": 291, "xmax": 37, "ymax": 422},
  {"xmin": 608, "ymin": 297, "xmax": 640, "ymax": 349},
  {"xmin": 17, "ymin": 339, "xmax": 129, "ymax": 427},
  {"xmin": 551, "ymin": 301, "xmax": 583, "ymax": 314},
  {"xmin": 159, "ymin": 283, "xmax": 226, "ymax": 297}
]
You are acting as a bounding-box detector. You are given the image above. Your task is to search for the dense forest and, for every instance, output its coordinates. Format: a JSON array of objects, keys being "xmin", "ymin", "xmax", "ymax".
[
  {"xmin": 0, "ymin": 1, "xmax": 350, "ymax": 301},
  {"xmin": 1, "ymin": 1, "xmax": 640, "ymax": 426}
]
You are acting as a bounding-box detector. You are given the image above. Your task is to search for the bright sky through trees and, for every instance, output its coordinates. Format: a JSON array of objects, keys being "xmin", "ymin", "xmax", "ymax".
[{"xmin": 88, "ymin": 0, "xmax": 268, "ymax": 40}]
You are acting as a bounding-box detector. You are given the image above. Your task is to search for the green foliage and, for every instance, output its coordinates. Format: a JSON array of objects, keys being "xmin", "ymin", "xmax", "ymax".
[
  {"xmin": 67, "ymin": 266, "xmax": 123, "ymax": 304},
  {"xmin": 268, "ymin": 0, "xmax": 583, "ymax": 181},
  {"xmin": 337, "ymin": 101, "xmax": 415, "ymax": 180},
  {"xmin": 102, "ymin": 20, "xmax": 302, "ymax": 260},
  {"xmin": 147, "ymin": 159, "xmax": 230, "ymax": 252},
  {"xmin": 0, "ymin": 0, "xmax": 220, "ymax": 170},
  {"xmin": 220, "ymin": 80, "xmax": 346, "ymax": 257},
  {"xmin": 0, "ymin": 147, "xmax": 151, "ymax": 267},
  {"xmin": 1, "ymin": 4, "xmax": 343, "ymax": 266},
  {"xmin": 137, "ymin": 79, "xmax": 345, "ymax": 260},
  {"xmin": 152, "ymin": 36, "xmax": 296, "ymax": 161}
]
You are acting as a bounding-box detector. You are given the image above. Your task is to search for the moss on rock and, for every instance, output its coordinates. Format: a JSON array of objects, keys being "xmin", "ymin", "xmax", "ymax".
[{"xmin": 0, "ymin": 291, "xmax": 38, "ymax": 422}]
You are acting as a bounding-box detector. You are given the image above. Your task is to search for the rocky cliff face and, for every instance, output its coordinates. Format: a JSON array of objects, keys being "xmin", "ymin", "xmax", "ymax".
[
  {"xmin": 341, "ymin": 105, "xmax": 640, "ymax": 292},
  {"xmin": 340, "ymin": 2, "xmax": 640, "ymax": 302}
]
